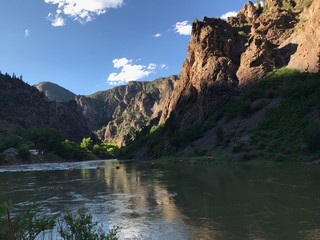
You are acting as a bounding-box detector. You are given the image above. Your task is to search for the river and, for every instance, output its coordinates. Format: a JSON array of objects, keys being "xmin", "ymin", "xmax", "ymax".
[{"xmin": 0, "ymin": 160, "xmax": 320, "ymax": 239}]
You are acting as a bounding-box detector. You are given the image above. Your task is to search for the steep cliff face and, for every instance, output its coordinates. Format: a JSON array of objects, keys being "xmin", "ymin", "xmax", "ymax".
[
  {"xmin": 76, "ymin": 76, "xmax": 178, "ymax": 146},
  {"xmin": 283, "ymin": 0, "xmax": 320, "ymax": 72},
  {"xmin": 160, "ymin": 18, "xmax": 240, "ymax": 127},
  {"xmin": 0, "ymin": 73, "xmax": 90, "ymax": 141},
  {"xmin": 160, "ymin": 0, "xmax": 319, "ymax": 129}
]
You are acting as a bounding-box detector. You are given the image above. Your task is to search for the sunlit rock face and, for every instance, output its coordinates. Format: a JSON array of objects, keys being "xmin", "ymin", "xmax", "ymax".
[
  {"xmin": 160, "ymin": 17, "xmax": 240, "ymax": 128},
  {"xmin": 160, "ymin": 0, "xmax": 319, "ymax": 131},
  {"xmin": 76, "ymin": 75, "xmax": 179, "ymax": 146}
]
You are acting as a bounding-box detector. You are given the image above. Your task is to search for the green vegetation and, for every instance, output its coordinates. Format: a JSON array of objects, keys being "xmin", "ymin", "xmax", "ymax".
[
  {"xmin": 17, "ymin": 144, "xmax": 31, "ymax": 161},
  {"xmin": 0, "ymin": 202, "xmax": 55, "ymax": 240},
  {"xmin": 121, "ymin": 68, "xmax": 320, "ymax": 162},
  {"xmin": 0, "ymin": 127, "xmax": 119, "ymax": 165},
  {"xmin": 0, "ymin": 202, "xmax": 120, "ymax": 240},
  {"xmin": 58, "ymin": 210, "xmax": 121, "ymax": 240}
]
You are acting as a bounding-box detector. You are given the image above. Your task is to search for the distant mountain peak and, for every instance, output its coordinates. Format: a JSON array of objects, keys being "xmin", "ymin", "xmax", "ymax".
[{"xmin": 34, "ymin": 81, "xmax": 76, "ymax": 102}]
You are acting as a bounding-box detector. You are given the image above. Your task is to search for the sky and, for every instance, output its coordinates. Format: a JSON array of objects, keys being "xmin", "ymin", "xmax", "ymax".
[{"xmin": 0, "ymin": 0, "xmax": 248, "ymax": 95}]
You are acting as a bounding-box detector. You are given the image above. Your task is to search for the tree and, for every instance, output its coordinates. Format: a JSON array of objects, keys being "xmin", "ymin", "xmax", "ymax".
[
  {"xmin": 80, "ymin": 137, "xmax": 94, "ymax": 151},
  {"xmin": 59, "ymin": 140, "xmax": 88, "ymax": 160},
  {"xmin": 18, "ymin": 144, "xmax": 31, "ymax": 161},
  {"xmin": 27, "ymin": 128, "xmax": 64, "ymax": 153},
  {"xmin": 92, "ymin": 144, "xmax": 108, "ymax": 158}
]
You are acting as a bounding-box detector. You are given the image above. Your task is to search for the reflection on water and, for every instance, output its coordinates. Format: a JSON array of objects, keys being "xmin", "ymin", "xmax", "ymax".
[{"xmin": 0, "ymin": 160, "xmax": 320, "ymax": 239}]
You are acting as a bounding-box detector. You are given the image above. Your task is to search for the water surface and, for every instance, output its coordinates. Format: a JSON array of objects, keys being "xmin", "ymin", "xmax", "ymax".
[{"xmin": 0, "ymin": 160, "xmax": 320, "ymax": 239}]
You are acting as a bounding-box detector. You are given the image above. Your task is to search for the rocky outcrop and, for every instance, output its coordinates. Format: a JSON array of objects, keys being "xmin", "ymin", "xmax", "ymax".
[
  {"xmin": 283, "ymin": 0, "xmax": 320, "ymax": 72},
  {"xmin": 160, "ymin": 0, "xmax": 319, "ymax": 131},
  {"xmin": 76, "ymin": 76, "xmax": 178, "ymax": 146},
  {"xmin": 0, "ymin": 73, "xmax": 90, "ymax": 141},
  {"xmin": 34, "ymin": 81, "xmax": 76, "ymax": 102},
  {"xmin": 160, "ymin": 18, "xmax": 240, "ymax": 127}
]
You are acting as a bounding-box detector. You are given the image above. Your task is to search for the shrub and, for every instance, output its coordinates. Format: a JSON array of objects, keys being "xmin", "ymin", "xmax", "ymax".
[
  {"xmin": 0, "ymin": 202, "xmax": 56, "ymax": 240},
  {"xmin": 80, "ymin": 137, "xmax": 94, "ymax": 151},
  {"xmin": 59, "ymin": 140, "xmax": 88, "ymax": 160},
  {"xmin": 92, "ymin": 144, "xmax": 108, "ymax": 158},
  {"xmin": 18, "ymin": 144, "xmax": 31, "ymax": 161},
  {"xmin": 58, "ymin": 210, "xmax": 120, "ymax": 240}
]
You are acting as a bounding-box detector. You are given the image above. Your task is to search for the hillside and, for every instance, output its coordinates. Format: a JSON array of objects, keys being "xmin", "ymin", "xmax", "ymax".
[
  {"xmin": 122, "ymin": 68, "xmax": 320, "ymax": 161},
  {"xmin": 34, "ymin": 81, "xmax": 76, "ymax": 102},
  {"xmin": 1, "ymin": 0, "xmax": 319, "ymax": 163},
  {"xmin": 121, "ymin": 0, "xmax": 320, "ymax": 161},
  {"xmin": 0, "ymin": 73, "xmax": 90, "ymax": 141},
  {"xmin": 76, "ymin": 75, "xmax": 179, "ymax": 146}
]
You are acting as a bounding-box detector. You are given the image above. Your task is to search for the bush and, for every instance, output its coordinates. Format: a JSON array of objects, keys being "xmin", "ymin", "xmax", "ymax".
[
  {"xmin": 1, "ymin": 202, "xmax": 120, "ymax": 240},
  {"xmin": 59, "ymin": 140, "xmax": 88, "ymax": 160},
  {"xmin": 58, "ymin": 210, "xmax": 120, "ymax": 240},
  {"xmin": 18, "ymin": 144, "xmax": 31, "ymax": 161},
  {"xmin": 27, "ymin": 128, "xmax": 64, "ymax": 153},
  {"xmin": 92, "ymin": 144, "xmax": 108, "ymax": 158},
  {"xmin": 0, "ymin": 202, "xmax": 56, "ymax": 240},
  {"xmin": 80, "ymin": 137, "xmax": 94, "ymax": 151}
]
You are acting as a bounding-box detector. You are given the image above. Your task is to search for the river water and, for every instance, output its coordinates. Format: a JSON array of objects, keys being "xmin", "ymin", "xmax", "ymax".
[{"xmin": 0, "ymin": 160, "xmax": 320, "ymax": 240}]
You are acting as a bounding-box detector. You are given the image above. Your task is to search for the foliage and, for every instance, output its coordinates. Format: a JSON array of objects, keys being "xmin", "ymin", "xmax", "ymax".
[
  {"xmin": 0, "ymin": 202, "xmax": 120, "ymax": 240},
  {"xmin": 103, "ymin": 143, "xmax": 120, "ymax": 158},
  {"xmin": 0, "ymin": 202, "xmax": 56, "ymax": 240},
  {"xmin": 27, "ymin": 128, "xmax": 64, "ymax": 153},
  {"xmin": 17, "ymin": 144, "xmax": 31, "ymax": 161},
  {"xmin": 281, "ymin": 1, "xmax": 295, "ymax": 10},
  {"xmin": 0, "ymin": 134, "xmax": 23, "ymax": 152},
  {"xmin": 248, "ymin": 69, "xmax": 320, "ymax": 160},
  {"xmin": 0, "ymin": 201, "xmax": 12, "ymax": 239},
  {"xmin": 58, "ymin": 210, "xmax": 120, "ymax": 240},
  {"xmin": 92, "ymin": 144, "xmax": 108, "ymax": 158},
  {"xmin": 13, "ymin": 204, "xmax": 56, "ymax": 240},
  {"xmin": 122, "ymin": 68, "xmax": 320, "ymax": 162},
  {"xmin": 80, "ymin": 137, "xmax": 94, "ymax": 151},
  {"xmin": 59, "ymin": 140, "xmax": 89, "ymax": 160}
]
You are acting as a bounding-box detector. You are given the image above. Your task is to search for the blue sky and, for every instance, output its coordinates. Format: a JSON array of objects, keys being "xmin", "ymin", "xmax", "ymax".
[{"xmin": 0, "ymin": 0, "xmax": 248, "ymax": 95}]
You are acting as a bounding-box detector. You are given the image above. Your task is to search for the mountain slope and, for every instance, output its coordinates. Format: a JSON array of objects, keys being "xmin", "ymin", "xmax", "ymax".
[
  {"xmin": 122, "ymin": 0, "xmax": 320, "ymax": 160},
  {"xmin": 76, "ymin": 75, "xmax": 179, "ymax": 146},
  {"xmin": 34, "ymin": 81, "xmax": 76, "ymax": 102},
  {"xmin": 0, "ymin": 73, "xmax": 90, "ymax": 141}
]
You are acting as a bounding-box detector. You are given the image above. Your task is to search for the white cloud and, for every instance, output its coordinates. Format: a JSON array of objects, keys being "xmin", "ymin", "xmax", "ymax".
[
  {"xmin": 44, "ymin": 0, "xmax": 124, "ymax": 27},
  {"xmin": 154, "ymin": 33, "xmax": 162, "ymax": 38},
  {"xmin": 160, "ymin": 64, "xmax": 168, "ymax": 69},
  {"xmin": 24, "ymin": 29, "xmax": 30, "ymax": 38},
  {"xmin": 47, "ymin": 13, "xmax": 65, "ymax": 27},
  {"xmin": 147, "ymin": 63, "xmax": 157, "ymax": 70},
  {"xmin": 112, "ymin": 58, "xmax": 131, "ymax": 68},
  {"xmin": 174, "ymin": 21, "xmax": 192, "ymax": 35},
  {"xmin": 107, "ymin": 58, "xmax": 161, "ymax": 85},
  {"xmin": 220, "ymin": 11, "xmax": 238, "ymax": 20}
]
